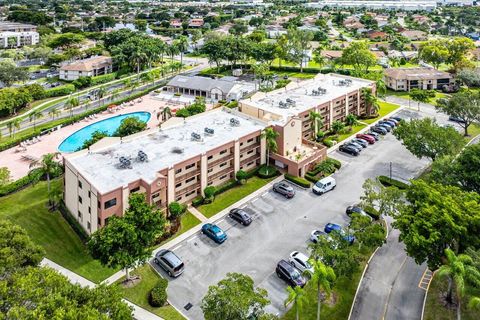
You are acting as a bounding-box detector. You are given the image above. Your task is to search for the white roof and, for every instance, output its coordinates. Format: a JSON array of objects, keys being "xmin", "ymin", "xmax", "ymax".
[
  {"xmin": 67, "ymin": 109, "xmax": 266, "ymax": 194},
  {"xmin": 241, "ymin": 73, "xmax": 374, "ymax": 125}
]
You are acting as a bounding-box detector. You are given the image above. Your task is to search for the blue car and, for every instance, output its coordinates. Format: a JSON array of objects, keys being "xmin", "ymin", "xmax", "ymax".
[
  {"xmin": 324, "ymin": 223, "xmax": 355, "ymax": 244},
  {"xmin": 201, "ymin": 223, "xmax": 227, "ymax": 244}
]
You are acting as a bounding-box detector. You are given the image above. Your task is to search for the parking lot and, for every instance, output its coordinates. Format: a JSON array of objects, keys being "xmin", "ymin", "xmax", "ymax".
[{"xmin": 151, "ymin": 109, "xmax": 435, "ymax": 319}]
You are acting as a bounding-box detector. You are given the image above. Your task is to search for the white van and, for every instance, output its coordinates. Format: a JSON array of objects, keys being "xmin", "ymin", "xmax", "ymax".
[{"xmin": 312, "ymin": 176, "xmax": 336, "ymax": 195}]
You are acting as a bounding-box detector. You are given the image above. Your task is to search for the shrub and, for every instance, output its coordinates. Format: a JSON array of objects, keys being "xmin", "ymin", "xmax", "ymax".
[
  {"xmin": 25, "ymin": 83, "xmax": 46, "ymax": 100},
  {"xmin": 90, "ymin": 73, "xmax": 116, "ymax": 86},
  {"xmin": 214, "ymin": 179, "xmax": 238, "ymax": 195},
  {"xmin": 304, "ymin": 173, "xmax": 318, "ymax": 183},
  {"xmin": 328, "ymin": 157, "xmax": 342, "ymax": 170},
  {"xmin": 175, "ymin": 108, "xmax": 190, "ymax": 118},
  {"xmin": 257, "ymin": 165, "xmax": 278, "ymax": 178},
  {"xmin": 148, "ymin": 278, "xmax": 168, "ymax": 307},
  {"xmin": 44, "ymin": 84, "xmax": 75, "ymax": 98},
  {"xmin": 72, "ymin": 76, "xmax": 92, "ymax": 89},
  {"xmin": 236, "ymin": 170, "xmax": 248, "ymax": 184},
  {"xmin": 192, "ymin": 195, "xmax": 204, "ymax": 207},
  {"xmin": 316, "ymin": 131, "xmax": 325, "ymax": 141},
  {"xmin": 203, "ymin": 186, "xmax": 216, "ymax": 203},
  {"xmin": 168, "ymin": 201, "xmax": 186, "ymax": 218},
  {"xmin": 244, "ymin": 167, "xmax": 260, "ymax": 179},
  {"xmin": 323, "ymin": 139, "xmax": 334, "ymax": 148},
  {"xmin": 226, "ymin": 100, "xmax": 238, "ymax": 109},
  {"xmin": 284, "ymin": 174, "xmax": 311, "ymax": 188},
  {"xmin": 0, "ymin": 168, "xmax": 43, "ymax": 197},
  {"xmin": 377, "ymin": 176, "xmax": 409, "ymax": 189},
  {"xmin": 363, "ymin": 205, "xmax": 380, "ymax": 220}
]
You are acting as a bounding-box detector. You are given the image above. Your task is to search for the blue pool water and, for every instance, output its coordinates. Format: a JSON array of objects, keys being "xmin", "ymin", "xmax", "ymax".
[{"xmin": 58, "ymin": 112, "xmax": 151, "ymax": 153}]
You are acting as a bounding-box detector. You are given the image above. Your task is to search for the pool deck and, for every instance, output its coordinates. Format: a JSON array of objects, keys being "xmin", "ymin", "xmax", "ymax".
[{"xmin": 0, "ymin": 94, "xmax": 171, "ymax": 181}]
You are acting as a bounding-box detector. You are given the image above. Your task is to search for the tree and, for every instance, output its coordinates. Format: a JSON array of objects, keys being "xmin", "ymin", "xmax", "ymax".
[
  {"xmin": 88, "ymin": 193, "xmax": 165, "ymax": 280},
  {"xmin": 252, "ymin": 63, "xmax": 270, "ymax": 90},
  {"xmin": 6, "ymin": 119, "xmax": 21, "ymax": 137},
  {"xmin": 308, "ymin": 259, "xmax": 336, "ymax": 320},
  {"xmin": 393, "ymin": 180, "xmax": 480, "ymax": 269},
  {"xmin": 0, "ymin": 60, "xmax": 29, "ymax": 86},
  {"xmin": 174, "ymin": 35, "xmax": 189, "ymax": 66},
  {"xmin": 339, "ymin": 41, "xmax": 377, "ymax": 73},
  {"xmin": 418, "ymin": 39, "xmax": 449, "ymax": 69},
  {"xmin": 113, "ymin": 116, "xmax": 147, "ymax": 137},
  {"xmin": 134, "ymin": 19, "xmax": 147, "ymax": 31},
  {"xmin": 0, "ymin": 167, "xmax": 10, "ymax": 186},
  {"xmin": 160, "ymin": 106, "xmax": 172, "ymax": 122},
  {"xmin": 0, "ymin": 220, "xmax": 44, "ymax": 275},
  {"xmin": 394, "ymin": 118, "xmax": 464, "ymax": 161},
  {"xmin": 47, "ymin": 33, "xmax": 85, "ymax": 49},
  {"xmin": 284, "ymin": 285, "xmax": 307, "ymax": 320},
  {"xmin": 275, "ymin": 34, "xmax": 289, "ymax": 68},
  {"xmin": 360, "ymin": 178, "xmax": 403, "ymax": 217},
  {"xmin": 331, "ymin": 120, "xmax": 345, "ymax": 134},
  {"xmin": 409, "ymin": 89, "xmax": 435, "ymax": 111},
  {"xmin": 1, "ymin": 266, "xmax": 133, "ymax": 319},
  {"xmin": 456, "ymin": 68, "xmax": 480, "ymax": 88},
  {"xmin": 168, "ymin": 201, "xmax": 186, "ymax": 219},
  {"xmin": 349, "ymin": 214, "xmax": 386, "ymax": 251},
  {"xmin": 201, "ymin": 273, "xmax": 271, "ymax": 320},
  {"xmin": 436, "ymin": 91, "xmax": 480, "ymax": 136},
  {"xmin": 286, "ymin": 28, "xmax": 314, "ymax": 72},
  {"xmin": 48, "ymin": 107, "xmax": 60, "ymax": 120},
  {"xmin": 64, "ymin": 96, "xmax": 79, "ymax": 118},
  {"xmin": 80, "ymin": 130, "xmax": 109, "ymax": 150},
  {"xmin": 361, "ymin": 87, "xmax": 379, "ymax": 115},
  {"xmin": 309, "ymin": 111, "xmax": 324, "ymax": 136},
  {"xmin": 191, "ymin": 29, "xmax": 202, "ymax": 51},
  {"xmin": 345, "ymin": 114, "xmax": 358, "ymax": 127},
  {"xmin": 29, "ymin": 152, "xmax": 61, "ymax": 202},
  {"xmin": 29, "ymin": 109, "xmax": 43, "ymax": 131},
  {"xmin": 261, "ymin": 127, "xmax": 279, "ymax": 172},
  {"xmin": 438, "ymin": 249, "xmax": 480, "ymax": 320}
]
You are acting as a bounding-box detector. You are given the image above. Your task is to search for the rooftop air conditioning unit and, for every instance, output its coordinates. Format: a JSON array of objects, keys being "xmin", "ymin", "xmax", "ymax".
[
  {"xmin": 230, "ymin": 118, "xmax": 240, "ymax": 126},
  {"xmin": 137, "ymin": 150, "xmax": 148, "ymax": 162},
  {"xmin": 118, "ymin": 156, "xmax": 132, "ymax": 169},
  {"xmin": 191, "ymin": 132, "xmax": 203, "ymax": 141},
  {"xmin": 204, "ymin": 127, "xmax": 215, "ymax": 135}
]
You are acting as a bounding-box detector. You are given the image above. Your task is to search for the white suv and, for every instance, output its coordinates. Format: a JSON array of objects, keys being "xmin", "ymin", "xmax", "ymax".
[{"xmin": 289, "ymin": 251, "xmax": 314, "ymax": 274}]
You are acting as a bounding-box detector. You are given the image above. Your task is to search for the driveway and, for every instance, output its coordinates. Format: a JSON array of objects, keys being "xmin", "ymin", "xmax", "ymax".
[{"xmin": 151, "ymin": 112, "xmax": 430, "ymax": 320}]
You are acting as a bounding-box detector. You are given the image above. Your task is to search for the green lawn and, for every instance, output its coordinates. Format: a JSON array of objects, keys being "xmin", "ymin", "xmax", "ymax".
[
  {"xmin": 336, "ymin": 124, "xmax": 367, "ymax": 142},
  {"xmin": 362, "ymin": 101, "xmax": 401, "ymax": 125},
  {"xmin": 424, "ymin": 273, "xmax": 480, "ymax": 320},
  {"xmin": 118, "ymin": 264, "xmax": 185, "ymax": 320},
  {"xmin": 386, "ymin": 90, "xmax": 451, "ymax": 105},
  {"xmin": 0, "ymin": 179, "xmax": 116, "ymax": 283},
  {"xmin": 197, "ymin": 176, "xmax": 276, "ymax": 218}
]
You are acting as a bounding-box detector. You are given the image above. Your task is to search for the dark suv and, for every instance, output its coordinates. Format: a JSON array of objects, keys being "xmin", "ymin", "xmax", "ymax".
[
  {"xmin": 273, "ymin": 181, "xmax": 295, "ymax": 198},
  {"xmin": 276, "ymin": 259, "xmax": 306, "ymax": 287},
  {"xmin": 229, "ymin": 208, "xmax": 252, "ymax": 226}
]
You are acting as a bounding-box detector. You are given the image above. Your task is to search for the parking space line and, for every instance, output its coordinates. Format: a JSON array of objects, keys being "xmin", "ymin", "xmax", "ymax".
[
  {"xmin": 187, "ymin": 236, "xmax": 198, "ymax": 243},
  {"xmin": 171, "ymin": 244, "xmax": 183, "ymax": 251},
  {"xmin": 418, "ymin": 269, "xmax": 433, "ymax": 290}
]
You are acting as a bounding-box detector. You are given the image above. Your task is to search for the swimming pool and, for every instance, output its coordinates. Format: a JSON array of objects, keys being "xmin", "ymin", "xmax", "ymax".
[{"xmin": 58, "ymin": 112, "xmax": 151, "ymax": 153}]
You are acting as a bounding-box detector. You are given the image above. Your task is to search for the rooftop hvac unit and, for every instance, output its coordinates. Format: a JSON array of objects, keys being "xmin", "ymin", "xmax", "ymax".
[
  {"xmin": 137, "ymin": 150, "xmax": 148, "ymax": 162},
  {"xmin": 191, "ymin": 132, "xmax": 203, "ymax": 141},
  {"xmin": 118, "ymin": 156, "xmax": 132, "ymax": 169},
  {"xmin": 230, "ymin": 118, "xmax": 240, "ymax": 126},
  {"xmin": 278, "ymin": 101, "xmax": 289, "ymax": 109},
  {"xmin": 204, "ymin": 127, "xmax": 215, "ymax": 135}
]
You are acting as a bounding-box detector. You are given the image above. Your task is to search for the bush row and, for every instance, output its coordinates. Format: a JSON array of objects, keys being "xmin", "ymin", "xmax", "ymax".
[
  {"xmin": 363, "ymin": 205, "xmax": 380, "ymax": 220},
  {"xmin": 0, "ymin": 168, "xmax": 42, "ymax": 197},
  {"xmin": 44, "ymin": 84, "xmax": 76, "ymax": 98},
  {"xmin": 378, "ymin": 175, "xmax": 409, "ymax": 190},
  {"xmin": 305, "ymin": 158, "xmax": 342, "ymax": 183},
  {"xmin": 284, "ymin": 173, "xmax": 311, "ymax": 188},
  {"xmin": 257, "ymin": 165, "xmax": 279, "ymax": 179}
]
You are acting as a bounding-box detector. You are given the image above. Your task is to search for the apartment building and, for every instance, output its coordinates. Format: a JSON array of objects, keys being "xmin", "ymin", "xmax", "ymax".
[
  {"xmin": 0, "ymin": 22, "xmax": 39, "ymax": 48},
  {"xmin": 59, "ymin": 56, "xmax": 113, "ymax": 81},
  {"xmin": 384, "ymin": 67, "xmax": 453, "ymax": 91},
  {"xmin": 238, "ymin": 73, "xmax": 375, "ymax": 177},
  {"xmin": 63, "ymin": 108, "xmax": 266, "ymax": 234}
]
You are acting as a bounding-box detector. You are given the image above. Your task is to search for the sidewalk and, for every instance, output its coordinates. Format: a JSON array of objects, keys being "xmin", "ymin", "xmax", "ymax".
[{"xmin": 40, "ymin": 257, "xmax": 164, "ymax": 320}]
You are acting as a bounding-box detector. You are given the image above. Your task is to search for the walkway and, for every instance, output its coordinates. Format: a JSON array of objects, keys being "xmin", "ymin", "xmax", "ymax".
[{"xmin": 41, "ymin": 258, "xmax": 164, "ymax": 320}]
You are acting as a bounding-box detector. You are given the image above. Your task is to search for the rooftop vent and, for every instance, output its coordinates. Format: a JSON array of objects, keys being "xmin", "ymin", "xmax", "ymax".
[
  {"xmin": 230, "ymin": 118, "xmax": 240, "ymax": 127},
  {"xmin": 191, "ymin": 132, "xmax": 203, "ymax": 141},
  {"xmin": 118, "ymin": 156, "xmax": 132, "ymax": 169},
  {"xmin": 278, "ymin": 101, "xmax": 289, "ymax": 109},
  {"xmin": 204, "ymin": 127, "xmax": 215, "ymax": 135},
  {"xmin": 171, "ymin": 147, "xmax": 184, "ymax": 154},
  {"xmin": 137, "ymin": 150, "xmax": 148, "ymax": 162}
]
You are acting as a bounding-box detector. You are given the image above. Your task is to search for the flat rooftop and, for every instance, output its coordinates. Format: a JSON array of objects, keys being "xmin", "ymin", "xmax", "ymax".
[
  {"xmin": 67, "ymin": 108, "xmax": 266, "ymax": 194},
  {"xmin": 241, "ymin": 73, "xmax": 374, "ymax": 124}
]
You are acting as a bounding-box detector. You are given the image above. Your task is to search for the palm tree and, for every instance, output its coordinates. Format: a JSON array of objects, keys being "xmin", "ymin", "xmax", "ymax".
[
  {"xmin": 29, "ymin": 153, "xmax": 61, "ymax": 205},
  {"xmin": 309, "ymin": 111, "xmax": 324, "ymax": 136},
  {"xmin": 48, "ymin": 185, "xmax": 63, "ymax": 210},
  {"xmin": 308, "ymin": 259, "xmax": 336, "ymax": 320},
  {"xmin": 174, "ymin": 35, "xmax": 189, "ymax": 66},
  {"xmin": 97, "ymin": 86, "xmax": 107, "ymax": 106},
  {"xmin": 29, "ymin": 110, "xmax": 43, "ymax": 132},
  {"xmin": 48, "ymin": 107, "xmax": 60, "ymax": 120},
  {"xmin": 160, "ymin": 106, "xmax": 172, "ymax": 122},
  {"xmin": 131, "ymin": 49, "xmax": 148, "ymax": 81},
  {"xmin": 375, "ymin": 79, "xmax": 387, "ymax": 98},
  {"xmin": 345, "ymin": 114, "xmax": 358, "ymax": 127},
  {"xmin": 469, "ymin": 297, "xmax": 480, "ymax": 310},
  {"xmin": 261, "ymin": 127, "xmax": 279, "ymax": 173},
  {"xmin": 438, "ymin": 248, "xmax": 480, "ymax": 320},
  {"xmin": 284, "ymin": 285, "xmax": 307, "ymax": 320},
  {"xmin": 361, "ymin": 87, "xmax": 380, "ymax": 116},
  {"xmin": 64, "ymin": 96, "xmax": 79, "ymax": 118}
]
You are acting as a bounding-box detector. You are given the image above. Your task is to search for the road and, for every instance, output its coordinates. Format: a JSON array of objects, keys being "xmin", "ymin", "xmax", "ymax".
[{"xmin": 151, "ymin": 109, "xmax": 430, "ymax": 320}]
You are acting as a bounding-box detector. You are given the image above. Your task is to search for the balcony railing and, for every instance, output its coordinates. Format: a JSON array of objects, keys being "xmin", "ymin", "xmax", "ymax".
[
  {"xmin": 175, "ymin": 183, "xmax": 200, "ymax": 196},
  {"xmin": 240, "ymin": 142, "xmax": 260, "ymax": 154},
  {"xmin": 240, "ymin": 153, "xmax": 260, "ymax": 166},
  {"xmin": 208, "ymin": 154, "xmax": 234, "ymax": 168},
  {"xmin": 207, "ymin": 167, "xmax": 234, "ymax": 182},
  {"xmin": 175, "ymin": 168, "xmax": 200, "ymax": 182}
]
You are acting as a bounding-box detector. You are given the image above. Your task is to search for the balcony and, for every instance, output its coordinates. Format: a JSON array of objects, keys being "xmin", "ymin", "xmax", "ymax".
[
  {"xmin": 208, "ymin": 154, "xmax": 234, "ymax": 168},
  {"xmin": 175, "ymin": 182, "xmax": 200, "ymax": 196},
  {"xmin": 240, "ymin": 153, "xmax": 260, "ymax": 166},
  {"xmin": 208, "ymin": 167, "xmax": 234, "ymax": 182},
  {"xmin": 240, "ymin": 142, "xmax": 260, "ymax": 154},
  {"xmin": 175, "ymin": 168, "xmax": 200, "ymax": 182}
]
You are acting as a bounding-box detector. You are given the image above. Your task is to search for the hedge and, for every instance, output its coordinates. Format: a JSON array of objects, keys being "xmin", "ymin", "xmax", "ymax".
[
  {"xmin": 304, "ymin": 173, "xmax": 318, "ymax": 183},
  {"xmin": 0, "ymin": 168, "xmax": 43, "ymax": 197},
  {"xmin": 214, "ymin": 179, "xmax": 239, "ymax": 196},
  {"xmin": 0, "ymin": 81, "xmax": 166, "ymax": 152},
  {"xmin": 44, "ymin": 84, "xmax": 76, "ymax": 98},
  {"xmin": 363, "ymin": 205, "xmax": 380, "ymax": 220},
  {"xmin": 323, "ymin": 139, "xmax": 334, "ymax": 148},
  {"xmin": 90, "ymin": 73, "xmax": 117, "ymax": 86},
  {"xmin": 149, "ymin": 278, "xmax": 168, "ymax": 307},
  {"xmin": 378, "ymin": 176, "xmax": 409, "ymax": 190},
  {"xmin": 284, "ymin": 174, "xmax": 311, "ymax": 188},
  {"xmin": 329, "ymin": 157, "xmax": 342, "ymax": 170},
  {"xmin": 192, "ymin": 195, "xmax": 204, "ymax": 207}
]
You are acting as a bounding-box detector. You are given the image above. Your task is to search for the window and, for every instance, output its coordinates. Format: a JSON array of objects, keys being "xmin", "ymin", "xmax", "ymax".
[
  {"xmin": 175, "ymin": 168, "xmax": 182, "ymax": 174},
  {"xmin": 186, "ymin": 190, "xmax": 196, "ymax": 197},
  {"xmin": 88, "ymin": 191, "xmax": 91, "ymax": 198},
  {"xmin": 248, "ymin": 161, "xmax": 254, "ymax": 166},
  {"xmin": 220, "ymin": 174, "xmax": 227, "ymax": 180},
  {"xmin": 88, "ymin": 206, "xmax": 91, "ymax": 214},
  {"xmin": 220, "ymin": 162, "xmax": 227, "ymax": 168},
  {"xmin": 240, "ymin": 142, "xmax": 244, "ymax": 146},
  {"xmin": 98, "ymin": 218, "xmax": 101, "ymax": 226},
  {"xmin": 104, "ymin": 198, "xmax": 117, "ymax": 209},
  {"xmin": 186, "ymin": 177, "xmax": 196, "ymax": 183},
  {"xmin": 220, "ymin": 149, "xmax": 227, "ymax": 155},
  {"xmin": 175, "ymin": 196, "xmax": 182, "ymax": 201},
  {"xmin": 78, "ymin": 196, "xmax": 82, "ymax": 204},
  {"xmin": 207, "ymin": 155, "xmax": 213, "ymax": 160},
  {"xmin": 175, "ymin": 182, "xmax": 182, "ymax": 188},
  {"xmin": 247, "ymin": 138, "xmax": 254, "ymax": 143},
  {"xmin": 78, "ymin": 181, "xmax": 82, "ymax": 188},
  {"xmin": 208, "ymin": 168, "xmax": 213, "ymax": 173},
  {"xmin": 87, "ymin": 222, "xmax": 91, "ymax": 230},
  {"xmin": 247, "ymin": 150, "xmax": 254, "ymax": 155},
  {"xmin": 130, "ymin": 187, "xmax": 140, "ymax": 193}
]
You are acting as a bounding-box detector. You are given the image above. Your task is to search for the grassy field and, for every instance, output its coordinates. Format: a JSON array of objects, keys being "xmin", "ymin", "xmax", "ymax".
[
  {"xmin": 423, "ymin": 273, "xmax": 480, "ymax": 320},
  {"xmin": 362, "ymin": 101, "xmax": 401, "ymax": 125},
  {"xmin": 197, "ymin": 176, "xmax": 276, "ymax": 218},
  {"xmin": 386, "ymin": 90, "xmax": 450, "ymax": 105},
  {"xmin": 336, "ymin": 124, "xmax": 368, "ymax": 142},
  {"xmin": 0, "ymin": 179, "xmax": 116, "ymax": 282},
  {"xmin": 118, "ymin": 264, "xmax": 185, "ymax": 320}
]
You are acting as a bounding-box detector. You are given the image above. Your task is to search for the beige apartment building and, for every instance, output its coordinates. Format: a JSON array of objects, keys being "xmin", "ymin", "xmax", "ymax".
[
  {"xmin": 384, "ymin": 67, "xmax": 453, "ymax": 91},
  {"xmin": 238, "ymin": 73, "xmax": 376, "ymax": 177},
  {"xmin": 64, "ymin": 108, "xmax": 267, "ymax": 235}
]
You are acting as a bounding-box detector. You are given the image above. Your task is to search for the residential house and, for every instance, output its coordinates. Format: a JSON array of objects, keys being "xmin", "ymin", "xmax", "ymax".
[
  {"xmin": 59, "ymin": 55, "xmax": 113, "ymax": 81},
  {"xmin": 384, "ymin": 67, "xmax": 453, "ymax": 91}
]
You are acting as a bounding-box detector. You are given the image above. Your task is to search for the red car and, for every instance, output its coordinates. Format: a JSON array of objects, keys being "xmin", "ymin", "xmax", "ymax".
[{"xmin": 356, "ymin": 134, "xmax": 375, "ymax": 144}]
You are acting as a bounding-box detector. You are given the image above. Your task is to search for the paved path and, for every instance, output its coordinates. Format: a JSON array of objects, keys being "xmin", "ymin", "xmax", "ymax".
[
  {"xmin": 188, "ymin": 207, "xmax": 208, "ymax": 222},
  {"xmin": 41, "ymin": 258, "xmax": 163, "ymax": 320}
]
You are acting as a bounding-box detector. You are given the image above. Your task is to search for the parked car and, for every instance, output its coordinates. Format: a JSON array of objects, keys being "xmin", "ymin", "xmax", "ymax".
[
  {"xmin": 201, "ymin": 223, "xmax": 227, "ymax": 243},
  {"xmin": 289, "ymin": 251, "xmax": 314, "ymax": 274},
  {"xmin": 273, "ymin": 181, "xmax": 295, "ymax": 198},
  {"xmin": 276, "ymin": 259, "xmax": 306, "ymax": 287},
  {"xmin": 356, "ymin": 134, "xmax": 375, "ymax": 144},
  {"xmin": 346, "ymin": 140, "xmax": 364, "ymax": 150},
  {"xmin": 371, "ymin": 126, "xmax": 388, "ymax": 135},
  {"xmin": 324, "ymin": 223, "xmax": 355, "ymax": 244},
  {"xmin": 391, "ymin": 116, "xmax": 403, "ymax": 122},
  {"xmin": 312, "ymin": 176, "xmax": 336, "ymax": 195},
  {"xmin": 377, "ymin": 123, "xmax": 392, "ymax": 132},
  {"xmin": 380, "ymin": 120, "xmax": 397, "ymax": 127},
  {"xmin": 229, "ymin": 208, "xmax": 252, "ymax": 226},
  {"xmin": 154, "ymin": 249, "xmax": 185, "ymax": 277},
  {"xmin": 351, "ymin": 138, "xmax": 368, "ymax": 148},
  {"xmin": 310, "ymin": 229, "xmax": 327, "ymax": 243},
  {"xmin": 346, "ymin": 205, "xmax": 372, "ymax": 220},
  {"xmin": 386, "ymin": 118, "xmax": 399, "ymax": 125},
  {"xmin": 366, "ymin": 131, "xmax": 380, "ymax": 140},
  {"xmin": 448, "ymin": 116, "xmax": 466, "ymax": 124},
  {"xmin": 339, "ymin": 144, "xmax": 360, "ymax": 156}
]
